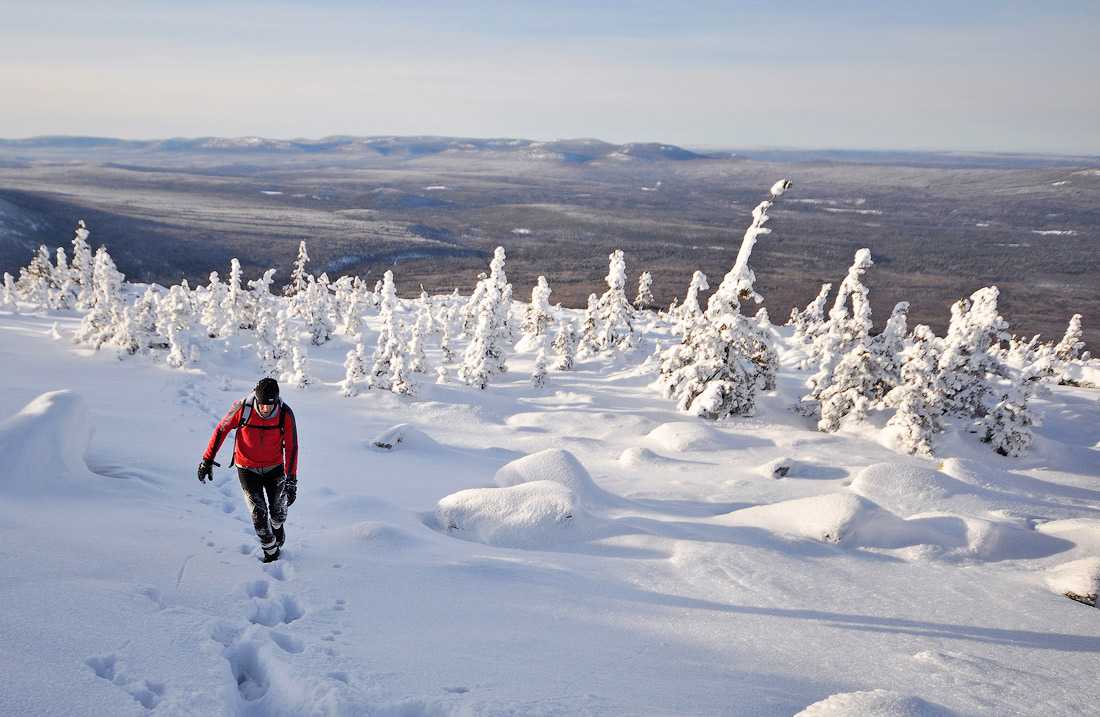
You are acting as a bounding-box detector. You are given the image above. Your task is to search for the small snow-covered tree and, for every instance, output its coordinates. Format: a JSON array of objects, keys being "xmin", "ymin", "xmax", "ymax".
[
  {"xmin": 389, "ymin": 353, "xmax": 415, "ymax": 396},
  {"xmin": 805, "ymin": 249, "xmax": 874, "ymax": 402},
  {"xmin": 937, "ymin": 286, "xmax": 1008, "ymax": 418},
  {"xmin": 71, "ymin": 220, "xmax": 95, "ymax": 309},
  {"xmin": 220, "ymin": 258, "xmax": 246, "ymax": 336},
  {"xmin": 340, "ymin": 342, "xmax": 368, "ymax": 397},
  {"xmin": 578, "ymin": 293, "xmax": 599, "ymax": 355},
  {"xmin": 440, "ymin": 313, "xmax": 455, "ymax": 362},
  {"xmin": 200, "ymin": 272, "xmax": 228, "ymax": 338},
  {"xmin": 249, "ymin": 269, "xmax": 279, "ymax": 375},
  {"xmin": 1054, "ymin": 314, "xmax": 1085, "ymax": 363},
  {"xmin": 133, "ymin": 285, "xmax": 166, "ymax": 351},
  {"xmin": 789, "ymin": 282, "xmax": 832, "ymax": 343},
  {"xmin": 634, "ymin": 271, "xmax": 655, "ymax": 311},
  {"xmin": 867, "ymin": 301, "xmax": 909, "ymax": 401},
  {"xmin": 17, "ymin": 245, "xmax": 53, "ymax": 309},
  {"xmin": 980, "ymin": 370, "xmax": 1034, "ymax": 457},
  {"xmin": 552, "ymin": 317, "xmax": 577, "ymax": 370},
  {"xmin": 884, "ymin": 325, "xmax": 942, "ymax": 456},
  {"xmin": 522, "ymin": 276, "xmax": 553, "ymax": 339},
  {"xmin": 304, "ymin": 275, "xmax": 335, "ymax": 345},
  {"xmin": 2, "ymin": 272, "xmax": 18, "ymax": 313},
  {"xmin": 677, "ymin": 270, "xmax": 709, "ymax": 334},
  {"xmin": 817, "ymin": 346, "xmax": 878, "ymax": 432},
  {"xmin": 272, "ymin": 309, "xmax": 294, "ymax": 379},
  {"xmin": 407, "ymin": 310, "xmax": 428, "ymax": 373},
  {"xmin": 51, "ymin": 247, "xmax": 76, "ymax": 310},
  {"xmin": 285, "ymin": 343, "xmax": 313, "ymax": 389},
  {"xmin": 369, "ymin": 270, "xmax": 400, "ymax": 389},
  {"xmin": 73, "ymin": 247, "xmax": 126, "ymax": 349},
  {"xmin": 459, "ymin": 247, "xmax": 512, "ymax": 388},
  {"xmin": 285, "ymin": 240, "xmax": 311, "ymax": 299},
  {"xmin": 657, "ymin": 180, "xmax": 792, "ymax": 419},
  {"xmin": 158, "ymin": 284, "xmax": 195, "ymax": 369},
  {"xmin": 531, "ymin": 342, "xmax": 549, "ymax": 388},
  {"xmin": 595, "ymin": 249, "xmax": 634, "ymax": 350}
]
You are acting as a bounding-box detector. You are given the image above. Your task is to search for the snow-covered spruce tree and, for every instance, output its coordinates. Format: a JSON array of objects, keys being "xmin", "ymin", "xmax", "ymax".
[
  {"xmin": 368, "ymin": 270, "xmax": 400, "ymax": 389},
  {"xmin": 200, "ymin": 272, "xmax": 228, "ymax": 338},
  {"xmin": 286, "ymin": 343, "xmax": 313, "ymax": 389},
  {"xmin": 817, "ymin": 346, "xmax": 878, "ymax": 432},
  {"xmin": 340, "ymin": 342, "xmax": 368, "ymax": 397},
  {"xmin": 133, "ymin": 285, "xmax": 166, "ymax": 351},
  {"xmin": 331, "ymin": 276, "xmax": 355, "ymax": 331},
  {"xmin": 884, "ymin": 325, "xmax": 943, "ymax": 455},
  {"xmin": 389, "ymin": 353, "xmax": 416, "ymax": 396},
  {"xmin": 440, "ymin": 313, "xmax": 455, "ymax": 362},
  {"xmin": 459, "ymin": 247, "xmax": 512, "ymax": 388},
  {"xmin": 595, "ymin": 250, "xmax": 634, "ymax": 350},
  {"xmin": 461, "ymin": 272, "xmax": 489, "ymax": 336},
  {"xmin": 552, "ymin": 316, "xmax": 577, "ymax": 370},
  {"xmin": 219, "ymin": 258, "xmax": 246, "ymax": 336},
  {"xmin": 677, "ymin": 270, "xmax": 709, "ymax": 334},
  {"xmin": 2, "ymin": 272, "xmax": 18, "ymax": 312},
  {"xmin": 937, "ymin": 286, "xmax": 1008, "ymax": 418},
  {"xmin": 338, "ymin": 279, "xmax": 365, "ymax": 338},
  {"xmin": 634, "ymin": 271, "xmax": 655, "ymax": 311},
  {"xmin": 661, "ymin": 296, "xmax": 679, "ymax": 321},
  {"xmin": 657, "ymin": 179, "xmax": 792, "ymax": 419},
  {"xmin": 71, "ymin": 220, "xmax": 95, "ymax": 310},
  {"xmin": 284, "ymin": 240, "xmax": 311, "ymax": 300},
  {"xmin": 789, "ymin": 282, "xmax": 832, "ymax": 343},
  {"xmin": 980, "ymin": 368, "xmax": 1034, "ymax": 457},
  {"xmin": 272, "ymin": 309, "xmax": 294, "ymax": 379},
  {"xmin": 417, "ymin": 287, "xmax": 435, "ymax": 335},
  {"xmin": 248, "ymin": 269, "xmax": 279, "ymax": 375},
  {"xmin": 522, "ymin": 276, "xmax": 553, "ymax": 340},
  {"xmin": 407, "ymin": 308, "xmax": 428, "ymax": 374},
  {"xmin": 16, "ymin": 245, "xmax": 53, "ymax": 310},
  {"xmin": 1054, "ymin": 314, "xmax": 1085, "ymax": 363},
  {"xmin": 51, "ymin": 247, "xmax": 76, "ymax": 310},
  {"xmin": 805, "ymin": 249, "xmax": 874, "ymax": 402},
  {"xmin": 73, "ymin": 247, "xmax": 126, "ymax": 350},
  {"xmin": 304, "ymin": 274, "xmax": 335, "ymax": 346},
  {"xmin": 531, "ymin": 340, "xmax": 549, "ymax": 389},
  {"xmin": 577, "ymin": 293, "xmax": 599, "ymax": 355},
  {"xmin": 867, "ymin": 301, "xmax": 910, "ymax": 401},
  {"xmin": 158, "ymin": 284, "xmax": 194, "ymax": 369}
]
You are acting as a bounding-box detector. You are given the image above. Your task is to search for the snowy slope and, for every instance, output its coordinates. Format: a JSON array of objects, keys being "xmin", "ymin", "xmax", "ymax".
[{"xmin": 1, "ymin": 303, "xmax": 1099, "ymax": 716}]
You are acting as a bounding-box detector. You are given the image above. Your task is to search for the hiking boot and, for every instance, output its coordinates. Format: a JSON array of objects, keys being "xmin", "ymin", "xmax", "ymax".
[{"xmin": 261, "ymin": 546, "xmax": 281, "ymax": 563}]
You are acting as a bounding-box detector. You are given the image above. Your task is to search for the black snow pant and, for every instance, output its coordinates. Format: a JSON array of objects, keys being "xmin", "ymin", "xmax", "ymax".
[{"xmin": 238, "ymin": 465, "xmax": 288, "ymax": 551}]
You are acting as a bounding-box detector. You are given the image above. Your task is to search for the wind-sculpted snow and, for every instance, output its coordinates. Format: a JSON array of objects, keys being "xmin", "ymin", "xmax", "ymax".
[
  {"xmin": 645, "ymin": 421, "xmax": 729, "ymax": 452},
  {"xmin": 0, "ymin": 390, "xmax": 93, "ymax": 493},
  {"xmin": 435, "ymin": 480, "xmax": 601, "ymax": 548},
  {"xmin": 494, "ymin": 448, "xmax": 618, "ymax": 508},
  {"xmin": 794, "ymin": 689, "xmax": 957, "ymax": 717},
  {"xmin": 1044, "ymin": 557, "xmax": 1100, "ymax": 606},
  {"xmin": 370, "ymin": 422, "xmax": 438, "ymax": 451},
  {"xmin": 848, "ymin": 462, "xmax": 975, "ymax": 516}
]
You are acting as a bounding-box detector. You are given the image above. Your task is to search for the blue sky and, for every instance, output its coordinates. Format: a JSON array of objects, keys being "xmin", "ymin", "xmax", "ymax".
[{"xmin": 1, "ymin": 1, "xmax": 1097, "ymax": 153}]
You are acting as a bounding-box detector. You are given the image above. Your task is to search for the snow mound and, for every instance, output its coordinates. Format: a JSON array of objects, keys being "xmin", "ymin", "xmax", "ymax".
[
  {"xmin": 721, "ymin": 494, "xmax": 914, "ymax": 545},
  {"xmin": 350, "ymin": 521, "xmax": 422, "ymax": 548},
  {"xmin": 435, "ymin": 480, "xmax": 596, "ymax": 548},
  {"xmin": 0, "ymin": 390, "xmax": 94, "ymax": 493},
  {"xmin": 1060, "ymin": 361, "xmax": 1100, "ymax": 388},
  {"xmin": 646, "ymin": 421, "xmax": 726, "ymax": 452},
  {"xmin": 1044, "ymin": 557, "xmax": 1100, "ymax": 606},
  {"xmin": 1036, "ymin": 518, "xmax": 1100, "ymax": 553},
  {"xmin": 618, "ymin": 446, "xmax": 679, "ymax": 467},
  {"xmin": 494, "ymin": 448, "xmax": 614, "ymax": 507},
  {"xmin": 795, "ymin": 689, "xmax": 955, "ymax": 716},
  {"xmin": 371, "ymin": 423, "xmax": 437, "ymax": 451},
  {"xmin": 722, "ymin": 494, "xmax": 1068, "ymax": 559},
  {"xmin": 849, "ymin": 463, "xmax": 972, "ymax": 515}
]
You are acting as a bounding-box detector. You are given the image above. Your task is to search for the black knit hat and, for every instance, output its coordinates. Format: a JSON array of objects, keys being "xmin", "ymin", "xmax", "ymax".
[{"xmin": 254, "ymin": 378, "xmax": 280, "ymax": 404}]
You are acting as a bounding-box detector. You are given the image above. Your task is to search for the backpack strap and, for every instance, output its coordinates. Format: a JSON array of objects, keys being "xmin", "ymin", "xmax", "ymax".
[
  {"xmin": 278, "ymin": 402, "xmax": 288, "ymax": 450},
  {"xmin": 230, "ymin": 396, "xmax": 253, "ymax": 468}
]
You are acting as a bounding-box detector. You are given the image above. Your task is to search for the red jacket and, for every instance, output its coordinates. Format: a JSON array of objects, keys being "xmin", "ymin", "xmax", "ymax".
[{"xmin": 204, "ymin": 399, "xmax": 298, "ymax": 477}]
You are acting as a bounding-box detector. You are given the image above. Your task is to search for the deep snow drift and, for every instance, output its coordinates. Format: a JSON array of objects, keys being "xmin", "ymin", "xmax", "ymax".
[{"xmin": 1, "ymin": 299, "xmax": 1099, "ymax": 716}]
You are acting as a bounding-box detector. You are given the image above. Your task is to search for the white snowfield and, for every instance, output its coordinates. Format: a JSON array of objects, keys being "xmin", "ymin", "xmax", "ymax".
[{"xmin": 2, "ymin": 304, "xmax": 1100, "ymax": 716}]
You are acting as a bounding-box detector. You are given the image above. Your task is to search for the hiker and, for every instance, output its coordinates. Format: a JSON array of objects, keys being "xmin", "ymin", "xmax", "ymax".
[{"xmin": 198, "ymin": 378, "xmax": 299, "ymax": 562}]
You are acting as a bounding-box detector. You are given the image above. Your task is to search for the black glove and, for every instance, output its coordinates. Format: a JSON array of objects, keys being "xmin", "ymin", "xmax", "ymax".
[
  {"xmin": 197, "ymin": 459, "xmax": 219, "ymax": 484},
  {"xmin": 286, "ymin": 476, "xmax": 298, "ymax": 506}
]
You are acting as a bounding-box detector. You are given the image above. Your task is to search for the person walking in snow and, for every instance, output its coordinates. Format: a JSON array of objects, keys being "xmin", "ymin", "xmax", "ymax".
[{"xmin": 199, "ymin": 378, "xmax": 299, "ymax": 562}]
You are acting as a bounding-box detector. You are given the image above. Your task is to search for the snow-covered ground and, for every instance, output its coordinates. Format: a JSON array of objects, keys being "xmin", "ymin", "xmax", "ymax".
[{"xmin": 1, "ymin": 302, "xmax": 1099, "ymax": 716}]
